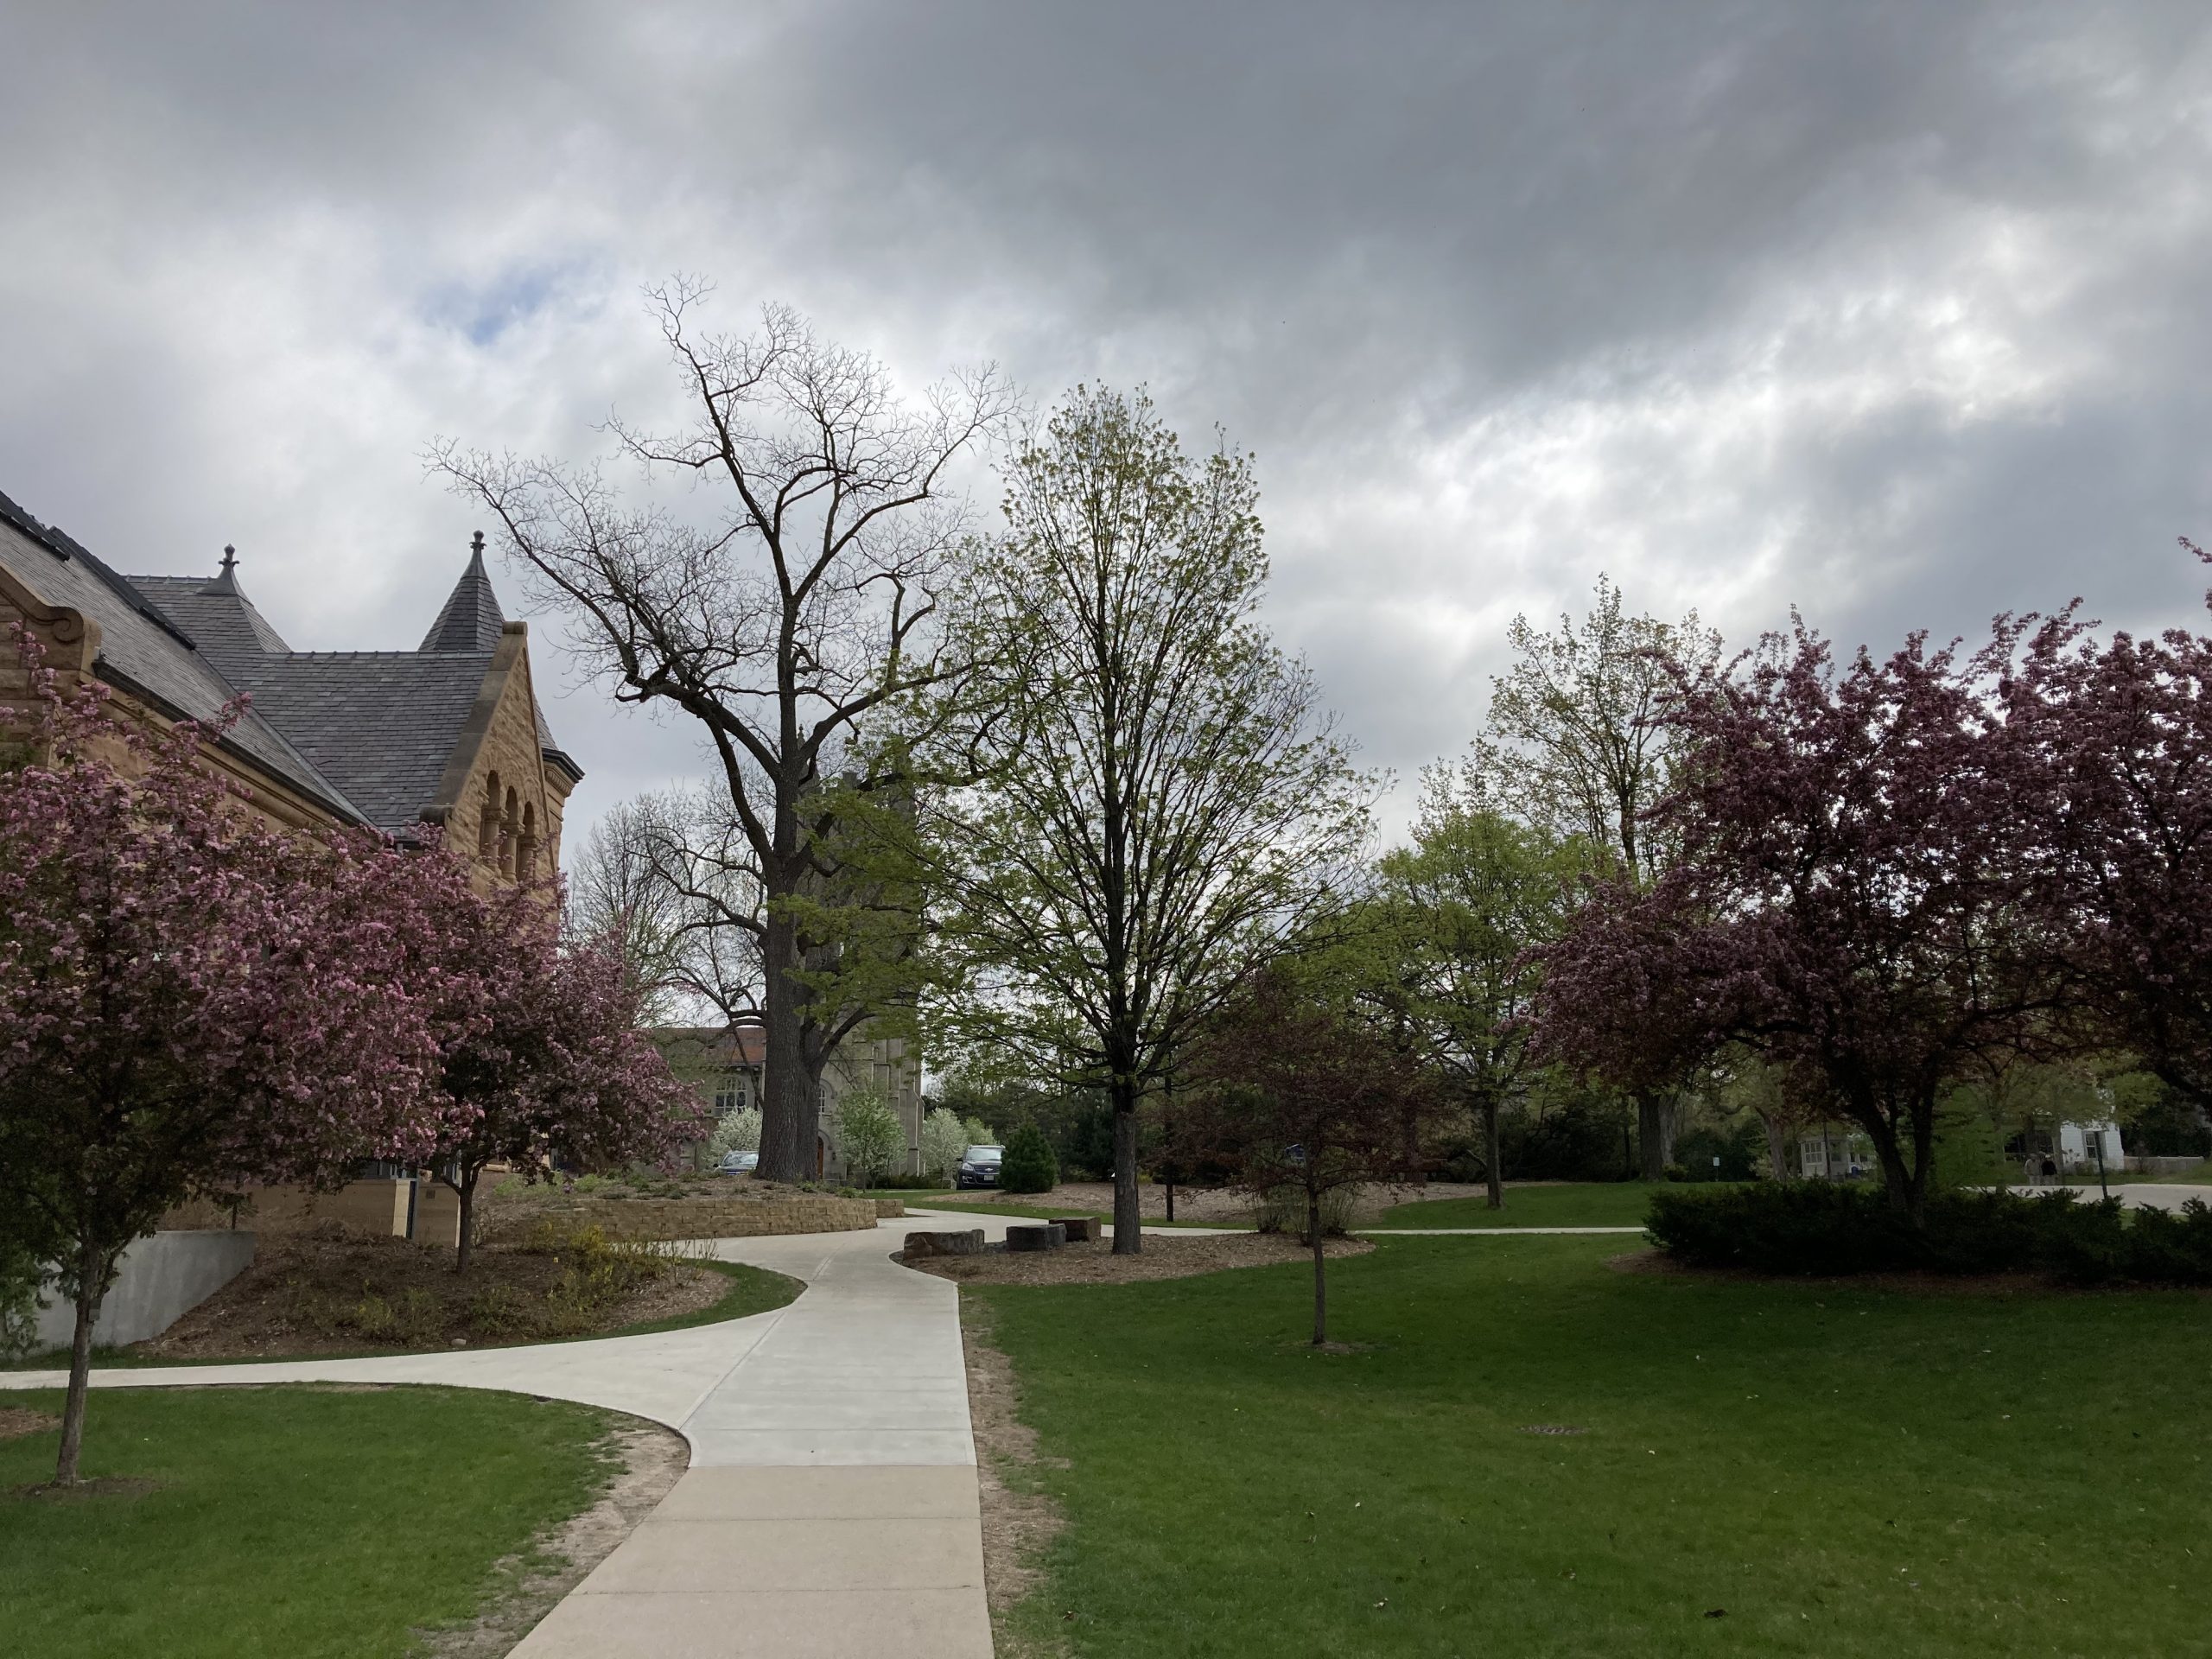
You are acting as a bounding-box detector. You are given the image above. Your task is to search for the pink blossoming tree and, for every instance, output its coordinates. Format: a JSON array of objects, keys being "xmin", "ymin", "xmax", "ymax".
[
  {"xmin": 0, "ymin": 638, "xmax": 438, "ymax": 1484},
  {"xmin": 383, "ymin": 851, "xmax": 703, "ymax": 1270}
]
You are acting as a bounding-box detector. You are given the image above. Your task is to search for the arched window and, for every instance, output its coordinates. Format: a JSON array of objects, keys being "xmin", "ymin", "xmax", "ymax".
[
  {"xmin": 478, "ymin": 772, "xmax": 501, "ymax": 860},
  {"xmin": 518, "ymin": 802, "xmax": 537, "ymax": 881},
  {"xmin": 499, "ymin": 786, "xmax": 519, "ymax": 878}
]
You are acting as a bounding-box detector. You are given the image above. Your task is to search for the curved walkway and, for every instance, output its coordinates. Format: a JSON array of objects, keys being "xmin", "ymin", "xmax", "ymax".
[{"xmin": 3, "ymin": 1214, "xmax": 1014, "ymax": 1658}]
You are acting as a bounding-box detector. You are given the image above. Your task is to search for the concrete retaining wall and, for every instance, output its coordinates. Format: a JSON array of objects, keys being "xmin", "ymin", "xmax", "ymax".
[{"xmin": 33, "ymin": 1230, "xmax": 257, "ymax": 1351}]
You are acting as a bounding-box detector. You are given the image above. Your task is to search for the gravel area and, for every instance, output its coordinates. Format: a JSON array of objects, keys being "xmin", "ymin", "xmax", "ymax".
[{"xmin": 900, "ymin": 1230, "xmax": 1372, "ymax": 1287}]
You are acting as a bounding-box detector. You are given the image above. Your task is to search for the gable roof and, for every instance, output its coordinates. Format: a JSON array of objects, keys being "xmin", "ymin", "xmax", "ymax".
[
  {"xmin": 0, "ymin": 491, "xmax": 365, "ymax": 822},
  {"xmin": 0, "ymin": 487, "xmax": 582, "ymax": 837}
]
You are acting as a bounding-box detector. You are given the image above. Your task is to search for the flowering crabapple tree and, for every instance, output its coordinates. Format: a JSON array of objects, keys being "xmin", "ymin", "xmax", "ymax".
[
  {"xmin": 2000, "ymin": 543, "xmax": 2212, "ymax": 1109},
  {"xmin": 0, "ymin": 637, "xmax": 437, "ymax": 1485},
  {"xmin": 385, "ymin": 852, "xmax": 703, "ymax": 1270},
  {"xmin": 1535, "ymin": 620, "xmax": 2066, "ymax": 1224}
]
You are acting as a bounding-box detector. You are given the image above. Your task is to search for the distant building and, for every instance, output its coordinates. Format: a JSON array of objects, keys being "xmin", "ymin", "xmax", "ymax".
[{"xmin": 656, "ymin": 1021, "xmax": 923, "ymax": 1182}]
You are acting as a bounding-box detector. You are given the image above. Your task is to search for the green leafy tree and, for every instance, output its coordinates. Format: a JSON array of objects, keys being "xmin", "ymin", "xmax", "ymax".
[
  {"xmin": 1473, "ymin": 576, "xmax": 1721, "ymax": 1177},
  {"xmin": 931, "ymin": 387, "xmax": 1370, "ymax": 1252},
  {"xmin": 1377, "ymin": 776, "xmax": 1582, "ymax": 1209}
]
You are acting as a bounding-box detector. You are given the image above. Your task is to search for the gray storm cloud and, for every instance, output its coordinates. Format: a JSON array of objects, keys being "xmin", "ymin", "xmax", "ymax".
[{"xmin": 4, "ymin": 0, "xmax": 2209, "ymax": 844}]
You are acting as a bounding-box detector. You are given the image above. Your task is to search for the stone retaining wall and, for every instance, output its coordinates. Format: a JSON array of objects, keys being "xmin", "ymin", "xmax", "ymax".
[{"xmin": 482, "ymin": 1194, "xmax": 880, "ymax": 1243}]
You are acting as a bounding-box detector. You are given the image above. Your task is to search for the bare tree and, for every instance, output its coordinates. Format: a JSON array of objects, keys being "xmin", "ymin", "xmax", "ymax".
[
  {"xmin": 430, "ymin": 289, "xmax": 1011, "ymax": 1181},
  {"xmin": 566, "ymin": 795, "xmax": 692, "ymax": 1026},
  {"xmin": 931, "ymin": 386, "xmax": 1372, "ymax": 1252}
]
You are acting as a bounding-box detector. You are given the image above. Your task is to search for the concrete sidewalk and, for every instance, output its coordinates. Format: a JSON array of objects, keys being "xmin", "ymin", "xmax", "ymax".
[{"xmin": 3, "ymin": 1213, "xmax": 1013, "ymax": 1659}]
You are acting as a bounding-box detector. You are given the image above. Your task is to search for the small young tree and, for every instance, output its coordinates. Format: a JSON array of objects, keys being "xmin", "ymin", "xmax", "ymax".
[
  {"xmin": 0, "ymin": 645, "xmax": 436, "ymax": 1484},
  {"xmin": 393, "ymin": 861, "xmax": 705, "ymax": 1269},
  {"xmin": 708, "ymin": 1104, "xmax": 763, "ymax": 1161},
  {"xmin": 918, "ymin": 1107, "xmax": 971, "ymax": 1179},
  {"xmin": 833, "ymin": 1086, "xmax": 901, "ymax": 1187},
  {"xmin": 1180, "ymin": 972, "xmax": 1447, "ymax": 1344}
]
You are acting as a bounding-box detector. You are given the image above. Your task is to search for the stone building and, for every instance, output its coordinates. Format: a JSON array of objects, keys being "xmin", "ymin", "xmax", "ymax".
[
  {"xmin": 659, "ymin": 1021, "xmax": 925, "ymax": 1182},
  {"xmin": 0, "ymin": 487, "xmax": 581, "ymax": 868}
]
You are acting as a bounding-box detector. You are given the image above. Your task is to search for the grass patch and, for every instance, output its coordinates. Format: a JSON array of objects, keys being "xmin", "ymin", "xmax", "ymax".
[
  {"xmin": 0, "ymin": 1383, "xmax": 624, "ymax": 1657},
  {"xmin": 1369, "ymin": 1181, "xmax": 1674, "ymax": 1230},
  {"xmin": 3, "ymin": 1257, "xmax": 801, "ymax": 1372},
  {"xmin": 973, "ymin": 1234, "xmax": 2209, "ymax": 1656}
]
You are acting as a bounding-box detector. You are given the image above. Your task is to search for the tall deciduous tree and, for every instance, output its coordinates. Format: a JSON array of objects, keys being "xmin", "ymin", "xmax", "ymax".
[
  {"xmin": 0, "ymin": 644, "xmax": 435, "ymax": 1484},
  {"xmin": 1535, "ymin": 620, "xmax": 2063, "ymax": 1223},
  {"xmin": 430, "ymin": 290, "xmax": 1010, "ymax": 1183},
  {"xmin": 1377, "ymin": 773, "xmax": 1580, "ymax": 1210},
  {"xmin": 932, "ymin": 387, "xmax": 1371, "ymax": 1252},
  {"xmin": 1179, "ymin": 970, "xmax": 1446, "ymax": 1344},
  {"xmin": 1474, "ymin": 576, "xmax": 1720, "ymax": 1175}
]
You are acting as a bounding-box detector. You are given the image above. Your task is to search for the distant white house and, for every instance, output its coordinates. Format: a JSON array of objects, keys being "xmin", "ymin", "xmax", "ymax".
[{"xmin": 1798, "ymin": 1128, "xmax": 1876, "ymax": 1180}]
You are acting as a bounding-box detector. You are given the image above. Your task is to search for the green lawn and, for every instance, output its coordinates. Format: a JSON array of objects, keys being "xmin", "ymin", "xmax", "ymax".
[
  {"xmin": 973, "ymin": 1234, "xmax": 2209, "ymax": 1657},
  {"xmin": 1369, "ymin": 1180, "xmax": 1672, "ymax": 1230},
  {"xmin": 0, "ymin": 1384, "xmax": 624, "ymax": 1657}
]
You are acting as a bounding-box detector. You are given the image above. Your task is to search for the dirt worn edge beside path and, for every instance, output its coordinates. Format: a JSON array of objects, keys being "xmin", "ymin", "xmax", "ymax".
[
  {"xmin": 959, "ymin": 1300, "xmax": 1071, "ymax": 1659},
  {"xmin": 415, "ymin": 1413, "xmax": 690, "ymax": 1659}
]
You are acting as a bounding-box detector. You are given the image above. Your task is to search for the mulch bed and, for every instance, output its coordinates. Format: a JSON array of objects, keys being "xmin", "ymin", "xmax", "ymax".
[
  {"xmin": 0, "ymin": 1408, "xmax": 60, "ymax": 1441},
  {"xmin": 134, "ymin": 1224, "xmax": 724, "ymax": 1360},
  {"xmin": 900, "ymin": 1231, "xmax": 1372, "ymax": 1287}
]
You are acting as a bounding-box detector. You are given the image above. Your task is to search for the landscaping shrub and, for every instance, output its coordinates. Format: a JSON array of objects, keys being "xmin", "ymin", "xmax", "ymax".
[
  {"xmin": 1672, "ymin": 1120, "xmax": 1763, "ymax": 1181},
  {"xmin": 999, "ymin": 1124, "xmax": 1058, "ymax": 1193},
  {"xmin": 1646, "ymin": 1182, "xmax": 2212, "ymax": 1284}
]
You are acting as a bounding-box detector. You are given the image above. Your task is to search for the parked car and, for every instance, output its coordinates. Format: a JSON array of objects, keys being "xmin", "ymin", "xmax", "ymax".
[
  {"xmin": 955, "ymin": 1145, "xmax": 1005, "ymax": 1189},
  {"xmin": 719, "ymin": 1149, "xmax": 759, "ymax": 1176}
]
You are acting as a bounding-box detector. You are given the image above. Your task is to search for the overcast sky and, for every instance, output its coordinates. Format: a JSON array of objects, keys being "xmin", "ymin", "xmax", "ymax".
[{"xmin": 7, "ymin": 2, "xmax": 2210, "ymax": 855}]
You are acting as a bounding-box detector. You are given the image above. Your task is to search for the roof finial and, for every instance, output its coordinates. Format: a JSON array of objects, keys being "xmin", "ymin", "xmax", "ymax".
[
  {"xmin": 221, "ymin": 543, "xmax": 237, "ymax": 575},
  {"xmin": 470, "ymin": 530, "xmax": 486, "ymax": 560}
]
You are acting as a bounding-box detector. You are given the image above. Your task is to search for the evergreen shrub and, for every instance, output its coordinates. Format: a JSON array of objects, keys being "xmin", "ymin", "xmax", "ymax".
[
  {"xmin": 1645, "ymin": 1182, "xmax": 2212, "ymax": 1284},
  {"xmin": 999, "ymin": 1124, "xmax": 1058, "ymax": 1193}
]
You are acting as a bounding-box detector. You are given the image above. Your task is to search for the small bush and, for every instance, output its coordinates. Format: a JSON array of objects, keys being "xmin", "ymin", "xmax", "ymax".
[
  {"xmin": 1646, "ymin": 1183, "xmax": 2212, "ymax": 1285},
  {"xmin": 999, "ymin": 1125, "xmax": 1058, "ymax": 1193}
]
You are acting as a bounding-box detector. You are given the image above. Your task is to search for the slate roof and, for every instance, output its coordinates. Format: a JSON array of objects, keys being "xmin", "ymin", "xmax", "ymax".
[
  {"xmin": 418, "ymin": 534, "xmax": 506, "ymax": 652},
  {"xmin": 0, "ymin": 491, "xmax": 364, "ymax": 821},
  {"xmin": 201, "ymin": 648, "xmax": 497, "ymax": 836},
  {"xmin": 0, "ymin": 487, "xmax": 582, "ymax": 837}
]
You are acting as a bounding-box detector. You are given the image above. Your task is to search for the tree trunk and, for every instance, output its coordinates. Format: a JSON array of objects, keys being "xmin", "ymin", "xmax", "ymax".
[
  {"xmin": 759, "ymin": 906, "xmax": 811, "ymax": 1184},
  {"xmin": 1483, "ymin": 1099, "xmax": 1503, "ymax": 1211},
  {"xmin": 454, "ymin": 1169, "xmax": 480, "ymax": 1273},
  {"xmin": 1866, "ymin": 1108, "xmax": 1931, "ymax": 1225},
  {"xmin": 54, "ymin": 1235, "xmax": 105, "ymax": 1485},
  {"xmin": 1763, "ymin": 1113, "xmax": 1791, "ymax": 1182},
  {"xmin": 1309, "ymin": 1190, "xmax": 1327, "ymax": 1345},
  {"xmin": 1637, "ymin": 1093, "xmax": 1670, "ymax": 1181},
  {"xmin": 1110, "ymin": 1096, "xmax": 1142, "ymax": 1255}
]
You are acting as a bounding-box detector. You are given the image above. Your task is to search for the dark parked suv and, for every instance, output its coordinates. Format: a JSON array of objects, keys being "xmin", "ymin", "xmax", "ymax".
[{"xmin": 955, "ymin": 1145, "xmax": 1005, "ymax": 1189}]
